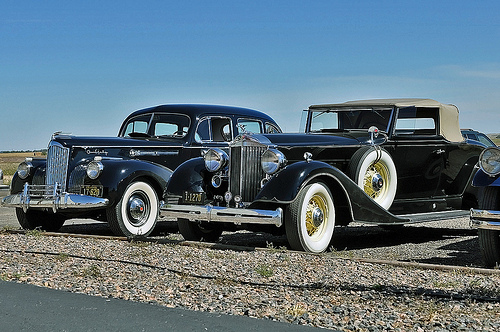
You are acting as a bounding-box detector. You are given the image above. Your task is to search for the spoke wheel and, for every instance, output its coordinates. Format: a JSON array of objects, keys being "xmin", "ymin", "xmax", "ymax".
[
  {"xmin": 348, "ymin": 147, "xmax": 397, "ymax": 209},
  {"xmin": 285, "ymin": 182, "xmax": 335, "ymax": 253}
]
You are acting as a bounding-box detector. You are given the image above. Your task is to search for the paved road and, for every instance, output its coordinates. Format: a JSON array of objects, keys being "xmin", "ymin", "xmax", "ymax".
[{"xmin": 0, "ymin": 280, "xmax": 324, "ymax": 332}]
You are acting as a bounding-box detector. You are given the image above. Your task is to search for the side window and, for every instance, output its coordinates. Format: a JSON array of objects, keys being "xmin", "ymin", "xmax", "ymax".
[
  {"xmin": 155, "ymin": 123, "xmax": 178, "ymax": 136},
  {"xmin": 395, "ymin": 108, "xmax": 438, "ymax": 136},
  {"xmin": 211, "ymin": 118, "xmax": 232, "ymax": 142},
  {"xmin": 122, "ymin": 114, "xmax": 151, "ymax": 137},
  {"xmin": 195, "ymin": 117, "xmax": 232, "ymax": 142},
  {"xmin": 237, "ymin": 120, "xmax": 262, "ymax": 134},
  {"xmin": 195, "ymin": 118, "xmax": 210, "ymax": 142},
  {"xmin": 478, "ymin": 134, "xmax": 495, "ymax": 147},
  {"xmin": 265, "ymin": 122, "xmax": 281, "ymax": 133}
]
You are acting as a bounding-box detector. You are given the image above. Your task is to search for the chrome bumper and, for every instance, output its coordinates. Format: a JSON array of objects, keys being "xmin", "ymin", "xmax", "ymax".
[
  {"xmin": 1, "ymin": 183, "xmax": 109, "ymax": 213},
  {"xmin": 160, "ymin": 203, "xmax": 283, "ymax": 227},
  {"xmin": 470, "ymin": 209, "xmax": 500, "ymax": 230}
]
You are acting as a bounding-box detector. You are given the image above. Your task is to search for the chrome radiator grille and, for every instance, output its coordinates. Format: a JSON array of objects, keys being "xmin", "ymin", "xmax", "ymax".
[
  {"xmin": 46, "ymin": 142, "xmax": 70, "ymax": 192},
  {"xmin": 229, "ymin": 145, "xmax": 266, "ymax": 202}
]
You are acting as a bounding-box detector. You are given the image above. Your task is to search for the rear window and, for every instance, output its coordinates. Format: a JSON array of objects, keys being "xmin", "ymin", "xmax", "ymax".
[{"xmin": 395, "ymin": 108, "xmax": 438, "ymax": 136}]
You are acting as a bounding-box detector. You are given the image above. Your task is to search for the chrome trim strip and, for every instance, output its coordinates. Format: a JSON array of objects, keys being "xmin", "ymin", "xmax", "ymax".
[
  {"xmin": 470, "ymin": 209, "xmax": 500, "ymax": 229},
  {"xmin": 159, "ymin": 202, "xmax": 282, "ymax": 227}
]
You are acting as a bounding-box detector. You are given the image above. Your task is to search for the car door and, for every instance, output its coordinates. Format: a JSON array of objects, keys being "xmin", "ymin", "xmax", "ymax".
[
  {"xmin": 387, "ymin": 107, "xmax": 449, "ymax": 200},
  {"xmin": 188, "ymin": 115, "xmax": 234, "ymax": 159}
]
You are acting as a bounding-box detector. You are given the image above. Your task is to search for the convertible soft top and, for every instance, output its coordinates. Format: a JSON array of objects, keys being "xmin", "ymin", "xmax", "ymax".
[{"xmin": 309, "ymin": 98, "xmax": 463, "ymax": 143}]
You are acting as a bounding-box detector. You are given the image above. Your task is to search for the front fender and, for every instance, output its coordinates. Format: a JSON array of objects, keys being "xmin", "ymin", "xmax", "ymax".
[
  {"xmin": 94, "ymin": 159, "xmax": 172, "ymax": 205},
  {"xmin": 254, "ymin": 160, "xmax": 407, "ymax": 224},
  {"xmin": 165, "ymin": 157, "xmax": 207, "ymax": 197},
  {"xmin": 472, "ymin": 169, "xmax": 500, "ymax": 187},
  {"xmin": 10, "ymin": 159, "xmax": 47, "ymax": 194}
]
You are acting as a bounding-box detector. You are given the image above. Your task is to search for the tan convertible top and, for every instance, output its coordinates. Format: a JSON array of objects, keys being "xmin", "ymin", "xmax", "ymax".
[{"xmin": 309, "ymin": 98, "xmax": 463, "ymax": 142}]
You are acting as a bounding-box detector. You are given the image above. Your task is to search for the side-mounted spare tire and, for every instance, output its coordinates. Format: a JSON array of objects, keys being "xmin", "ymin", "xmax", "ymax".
[{"xmin": 348, "ymin": 146, "xmax": 397, "ymax": 210}]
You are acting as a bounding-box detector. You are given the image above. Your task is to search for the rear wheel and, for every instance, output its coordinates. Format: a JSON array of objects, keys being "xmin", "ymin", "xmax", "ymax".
[
  {"xmin": 285, "ymin": 182, "xmax": 335, "ymax": 253},
  {"xmin": 177, "ymin": 218, "xmax": 223, "ymax": 242},
  {"xmin": 477, "ymin": 187, "xmax": 500, "ymax": 268},
  {"xmin": 106, "ymin": 181, "xmax": 159, "ymax": 238},
  {"xmin": 16, "ymin": 208, "xmax": 66, "ymax": 231}
]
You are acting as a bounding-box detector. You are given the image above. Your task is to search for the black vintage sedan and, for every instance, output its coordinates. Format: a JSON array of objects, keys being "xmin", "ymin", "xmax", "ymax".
[
  {"xmin": 2, "ymin": 105, "xmax": 281, "ymax": 237},
  {"xmin": 161, "ymin": 99, "xmax": 484, "ymax": 252}
]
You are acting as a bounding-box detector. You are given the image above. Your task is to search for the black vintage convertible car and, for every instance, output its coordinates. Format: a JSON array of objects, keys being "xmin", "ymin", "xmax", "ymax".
[
  {"xmin": 161, "ymin": 99, "xmax": 484, "ymax": 252},
  {"xmin": 2, "ymin": 105, "xmax": 281, "ymax": 237}
]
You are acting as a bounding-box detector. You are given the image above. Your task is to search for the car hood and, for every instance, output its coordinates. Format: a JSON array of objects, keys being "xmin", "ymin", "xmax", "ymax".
[
  {"xmin": 51, "ymin": 135, "xmax": 185, "ymax": 149},
  {"xmin": 260, "ymin": 132, "xmax": 375, "ymax": 147}
]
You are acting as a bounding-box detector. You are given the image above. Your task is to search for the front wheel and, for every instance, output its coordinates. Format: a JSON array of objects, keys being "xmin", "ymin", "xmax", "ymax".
[
  {"xmin": 16, "ymin": 208, "xmax": 66, "ymax": 231},
  {"xmin": 478, "ymin": 229, "xmax": 500, "ymax": 268},
  {"xmin": 177, "ymin": 218, "xmax": 223, "ymax": 242},
  {"xmin": 477, "ymin": 186, "xmax": 500, "ymax": 268},
  {"xmin": 106, "ymin": 181, "xmax": 159, "ymax": 238},
  {"xmin": 285, "ymin": 182, "xmax": 335, "ymax": 253}
]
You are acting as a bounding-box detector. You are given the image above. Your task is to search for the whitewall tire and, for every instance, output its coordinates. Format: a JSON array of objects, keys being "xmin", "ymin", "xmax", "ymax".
[
  {"xmin": 348, "ymin": 147, "xmax": 397, "ymax": 210},
  {"xmin": 285, "ymin": 182, "xmax": 335, "ymax": 253},
  {"xmin": 107, "ymin": 181, "xmax": 159, "ymax": 238}
]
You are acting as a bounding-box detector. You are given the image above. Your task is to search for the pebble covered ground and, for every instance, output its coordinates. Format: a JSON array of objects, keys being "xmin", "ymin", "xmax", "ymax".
[{"xmin": 1, "ymin": 222, "xmax": 500, "ymax": 331}]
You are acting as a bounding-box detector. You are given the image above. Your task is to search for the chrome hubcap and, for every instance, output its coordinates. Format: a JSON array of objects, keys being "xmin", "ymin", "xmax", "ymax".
[
  {"xmin": 371, "ymin": 173, "xmax": 384, "ymax": 192},
  {"xmin": 127, "ymin": 193, "xmax": 149, "ymax": 226},
  {"xmin": 312, "ymin": 207, "xmax": 324, "ymax": 228}
]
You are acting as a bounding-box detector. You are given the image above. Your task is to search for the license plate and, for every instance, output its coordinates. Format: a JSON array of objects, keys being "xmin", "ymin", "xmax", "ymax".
[
  {"xmin": 182, "ymin": 191, "xmax": 205, "ymax": 205},
  {"xmin": 81, "ymin": 185, "xmax": 104, "ymax": 197}
]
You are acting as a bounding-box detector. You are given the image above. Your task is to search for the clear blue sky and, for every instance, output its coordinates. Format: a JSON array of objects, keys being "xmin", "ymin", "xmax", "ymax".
[{"xmin": 1, "ymin": 0, "xmax": 500, "ymax": 151}]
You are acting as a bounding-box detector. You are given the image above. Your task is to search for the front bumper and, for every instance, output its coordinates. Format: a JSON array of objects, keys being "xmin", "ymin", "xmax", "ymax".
[
  {"xmin": 160, "ymin": 203, "xmax": 283, "ymax": 227},
  {"xmin": 470, "ymin": 209, "xmax": 500, "ymax": 230},
  {"xmin": 1, "ymin": 183, "xmax": 109, "ymax": 213}
]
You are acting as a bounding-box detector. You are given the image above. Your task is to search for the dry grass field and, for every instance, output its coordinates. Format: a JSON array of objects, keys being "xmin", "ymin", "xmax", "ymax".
[{"xmin": 0, "ymin": 152, "xmax": 45, "ymax": 184}]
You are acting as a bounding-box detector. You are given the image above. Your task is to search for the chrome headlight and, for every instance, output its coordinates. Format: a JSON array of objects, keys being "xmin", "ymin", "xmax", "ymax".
[
  {"xmin": 261, "ymin": 149, "xmax": 287, "ymax": 175},
  {"xmin": 479, "ymin": 147, "xmax": 500, "ymax": 176},
  {"xmin": 204, "ymin": 148, "xmax": 228, "ymax": 172},
  {"xmin": 86, "ymin": 158, "xmax": 104, "ymax": 179},
  {"xmin": 17, "ymin": 159, "xmax": 33, "ymax": 180}
]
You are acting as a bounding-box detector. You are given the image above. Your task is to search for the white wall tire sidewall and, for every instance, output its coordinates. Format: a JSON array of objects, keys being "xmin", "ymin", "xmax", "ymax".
[
  {"xmin": 120, "ymin": 182, "xmax": 158, "ymax": 236},
  {"xmin": 356, "ymin": 150, "xmax": 397, "ymax": 210},
  {"xmin": 299, "ymin": 183, "xmax": 335, "ymax": 253}
]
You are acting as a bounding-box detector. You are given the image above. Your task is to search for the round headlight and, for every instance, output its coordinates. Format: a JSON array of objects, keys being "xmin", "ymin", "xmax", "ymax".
[
  {"xmin": 17, "ymin": 161, "xmax": 33, "ymax": 179},
  {"xmin": 261, "ymin": 149, "xmax": 287, "ymax": 175},
  {"xmin": 204, "ymin": 148, "xmax": 228, "ymax": 172},
  {"xmin": 480, "ymin": 147, "xmax": 500, "ymax": 176},
  {"xmin": 86, "ymin": 160, "xmax": 104, "ymax": 179}
]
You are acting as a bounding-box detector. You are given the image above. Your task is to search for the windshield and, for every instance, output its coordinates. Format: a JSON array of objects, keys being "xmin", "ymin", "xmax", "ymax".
[
  {"xmin": 121, "ymin": 113, "xmax": 191, "ymax": 138},
  {"xmin": 308, "ymin": 108, "xmax": 393, "ymax": 132}
]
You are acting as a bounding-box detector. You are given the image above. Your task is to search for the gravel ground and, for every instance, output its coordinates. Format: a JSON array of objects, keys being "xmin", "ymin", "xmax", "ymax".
[{"xmin": 1, "ymin": 215, "xmax": 500, "ymax": 331}]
